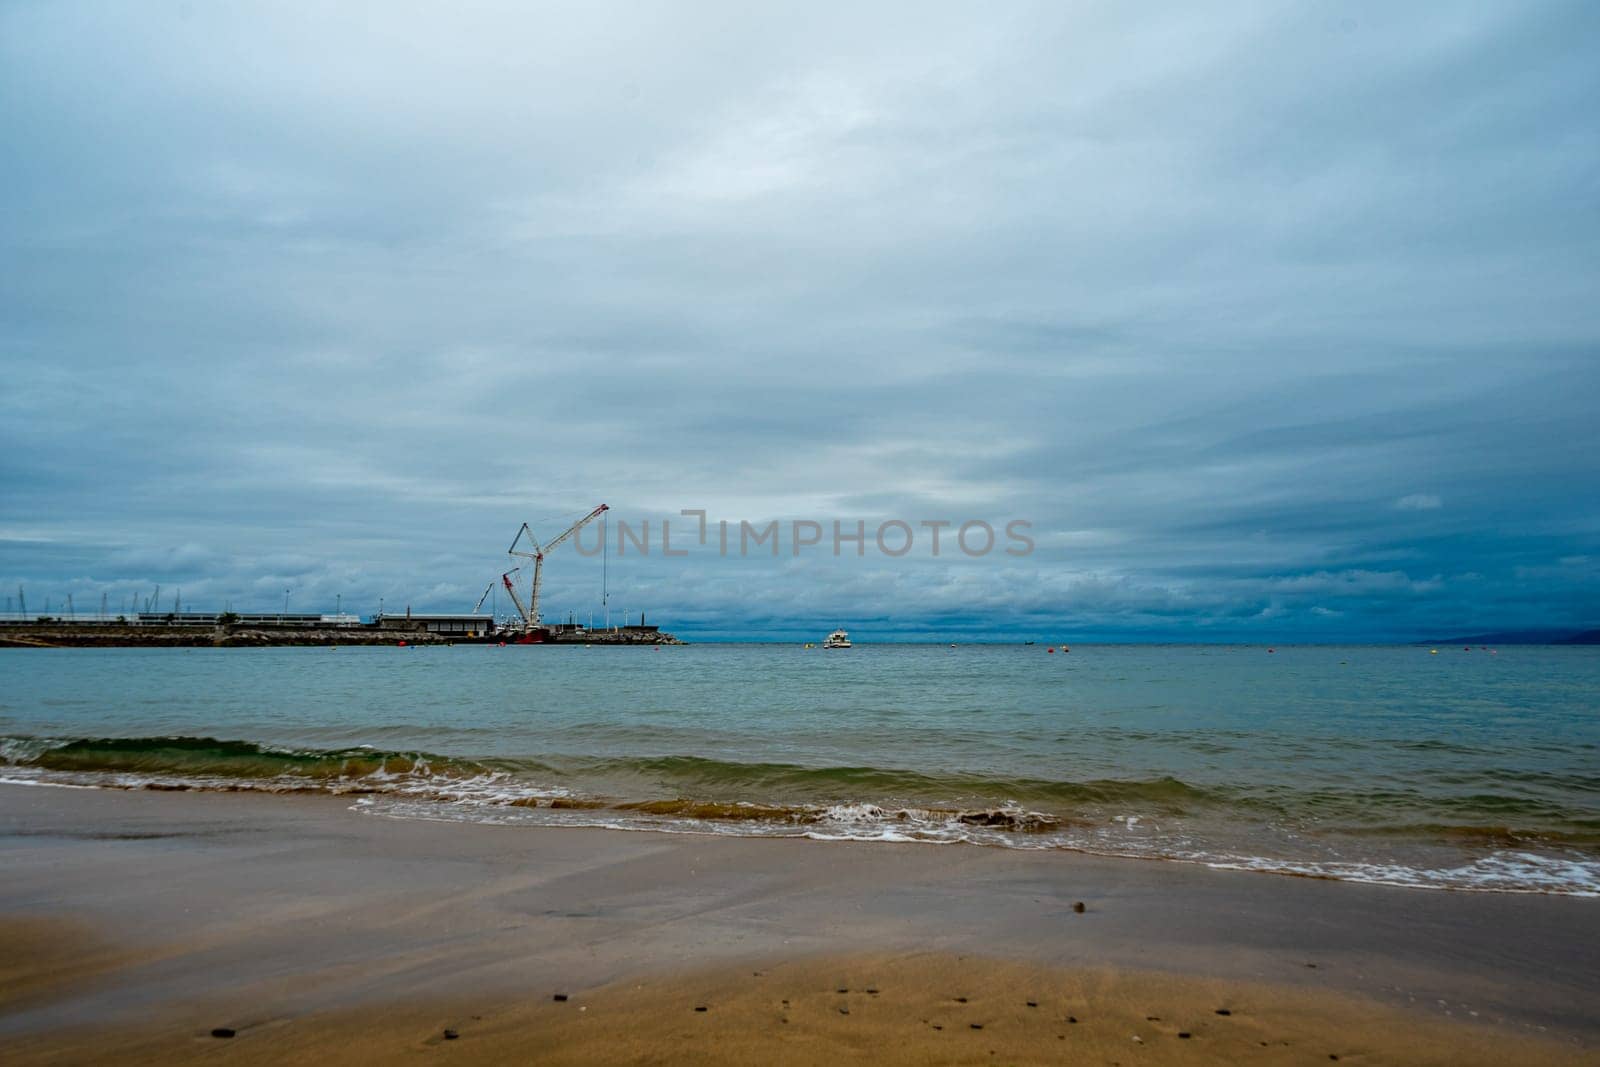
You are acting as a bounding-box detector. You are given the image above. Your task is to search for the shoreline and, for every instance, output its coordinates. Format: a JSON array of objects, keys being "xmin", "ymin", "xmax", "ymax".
[
  {"xmin": 6, "ymin": 728, "xmax": 1597, "ymax": 899},
  {"xmin": 2, "ymin": 783, "xmax": 1596, "ymax": 1061}
]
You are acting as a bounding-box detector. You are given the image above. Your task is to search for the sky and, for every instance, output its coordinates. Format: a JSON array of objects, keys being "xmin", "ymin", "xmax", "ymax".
[{"xmin": 2, "ymin": 1, "xmax": 1597, "ymax": 641}]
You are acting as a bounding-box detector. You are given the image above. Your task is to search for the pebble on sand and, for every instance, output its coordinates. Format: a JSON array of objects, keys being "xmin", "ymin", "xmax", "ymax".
[
  {"xmin": 1072, "ymin": 901, "xmax": 1086, "ymax": 913},
  {"xmin": 552, "ymin": 994, "xmax": 568, "ymax": 1002},
  {"xmin": 210, "ymin": 1028, "xmax": 235, "ymax": 1039},
  {"xmin": 442, "ymin": 1029, "xmax": 459, "ymax": 1040}
]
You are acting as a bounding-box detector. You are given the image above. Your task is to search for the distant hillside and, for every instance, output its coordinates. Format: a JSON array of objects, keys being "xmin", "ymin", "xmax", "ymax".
[{"xmin": 1438, "ymin": 628, "xmax": 1600, "ymax": 645}]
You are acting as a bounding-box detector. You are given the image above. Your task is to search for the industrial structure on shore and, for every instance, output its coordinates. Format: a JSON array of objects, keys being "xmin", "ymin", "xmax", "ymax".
[
  {"xmin": 474, "ymin": 504, "xmax": 612, "ymax": 644},
  {"xmin": 1, "ymin": 504, "xmax": 682, "ymax": 647}
]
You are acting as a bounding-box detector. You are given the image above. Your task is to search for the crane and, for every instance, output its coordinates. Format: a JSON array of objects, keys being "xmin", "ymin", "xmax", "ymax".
[
  {"xmin": 508, "ymin": 503, "xmax": 609, "ymax": 634},
  {"xmin": 472, "ymin": 580, "xmax": 496, "ymax": 615},
  {"xmin": 500, "ymin": 568, "xmax": 530, "ymax": 628},
  {"xmin": 473, "ymin": 566, "xmax": 520, "ymax": 621}
]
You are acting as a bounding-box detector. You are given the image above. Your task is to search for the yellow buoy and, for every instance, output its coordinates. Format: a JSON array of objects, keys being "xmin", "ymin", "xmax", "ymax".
[{"xmin": 1430, "ymin": 649, "xmax": 1438, "ymax": 654}]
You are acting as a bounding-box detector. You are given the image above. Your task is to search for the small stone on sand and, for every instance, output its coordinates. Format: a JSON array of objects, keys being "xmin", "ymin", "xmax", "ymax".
[
  {"xmin": 1179, "ymin": 1032, "xmax": 1192, "ymax": 1039},
  {"xmin": 1215, "ymin": 1008, "xmax": 1231, "ymax": 1016},
  {"xmin": 1073, "ymin": 901, "xmax": 1086, "ymax": 913},
  {"xmin": 442, "ymin": 1029, "xmax": 458, "ymax": 1040},
  {"xmin": 552, "ymin": 994, "xmax": 568, "ymax": 1002},
  {"xmin": 210, "ymin": 1028, "xmax": 235, "ymax": 1039},
  {"xmin": 694, "ymin": 1006, "xmax": 708, "ymax": 1013},
  {"xmin": 970, "ymin": 1023, "xmax": 983, "ymax": 1030}
]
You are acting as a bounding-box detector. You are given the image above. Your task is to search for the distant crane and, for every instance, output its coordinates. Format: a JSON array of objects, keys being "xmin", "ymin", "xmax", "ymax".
[
  {"xmin": 471, "ymin": 578, "xmax": 498, "ymax": 615},
  {"xmin": 471, "ymin": 567, "xmax": 521, "ymax": 625},
  {"xmin": 507, "ymin": 504, "xmax": 609, "ymax": 636}
]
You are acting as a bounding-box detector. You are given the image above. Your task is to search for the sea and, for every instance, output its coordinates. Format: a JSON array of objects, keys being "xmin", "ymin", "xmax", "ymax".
[{"xmin": 2, "ymin": 643, "xmax": 1597, "ymax": 896}]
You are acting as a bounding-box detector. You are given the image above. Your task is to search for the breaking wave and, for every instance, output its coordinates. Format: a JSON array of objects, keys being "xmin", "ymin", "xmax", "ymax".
[{"xmin": 3, "ymin": 734, "xmax": 1597, "ymax": 897}]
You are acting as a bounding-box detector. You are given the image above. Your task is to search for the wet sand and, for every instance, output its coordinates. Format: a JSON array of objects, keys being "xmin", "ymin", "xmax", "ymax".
[{"xmin": 2, "ymin": 783, "xmax": 1596, "ymax": 1063}]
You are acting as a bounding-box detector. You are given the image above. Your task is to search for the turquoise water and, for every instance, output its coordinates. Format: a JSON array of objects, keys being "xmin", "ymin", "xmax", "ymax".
[{"xmin": 2, "ymin": 643, "xmax": 1597, "ymax": 894}]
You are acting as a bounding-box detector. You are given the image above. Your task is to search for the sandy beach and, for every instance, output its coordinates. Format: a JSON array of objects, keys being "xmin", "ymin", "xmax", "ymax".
[{"xmin": 1, "ymin": 783, "xmax": 1595, "ymax": 1064}]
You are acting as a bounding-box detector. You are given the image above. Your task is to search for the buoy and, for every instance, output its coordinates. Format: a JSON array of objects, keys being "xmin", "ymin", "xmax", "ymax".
[
  {"xmin": 397, "ymin": 640, "xmax": 407, "ymax": 647},
  {"xmin": 1062, "ymin": 646, "xmax": 1069, "ymax": 653},
  {"xmin": 497, "ymin": 641, "xmax": 506, "ymax": 647},
  {"xmin": 1463, "ymin": 647, "xmax": 1470, "ymax": 652},
  {"xmin": 1430, "ymin": 649, "xmax": 1438, "ymax": 654},
  {"xmin": 1047, "ymin": 647, "xmax": 1055, "ymax": 654},
  {"xmin": 1267, "ymin": 648, "xmax": 1275, "ymax": 653}
]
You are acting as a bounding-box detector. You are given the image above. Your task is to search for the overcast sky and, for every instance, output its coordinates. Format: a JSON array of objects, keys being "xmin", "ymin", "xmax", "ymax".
[{"xmin": 2, "ymin": 1, "xmax": 1596, "ymax": 640}]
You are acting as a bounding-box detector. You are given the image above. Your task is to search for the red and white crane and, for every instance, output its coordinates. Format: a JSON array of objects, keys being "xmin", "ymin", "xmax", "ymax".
[
  {"xmin": 499, "ymin": 568, "xmax": 530, "ymax": 628},
  {"xmin": 507, "ymin": 504, "xmax": 609, "ymax": 635}
]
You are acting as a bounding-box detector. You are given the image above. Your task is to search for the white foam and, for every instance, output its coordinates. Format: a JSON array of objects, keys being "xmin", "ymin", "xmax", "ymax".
[{"xmin": 0, "ymin": 772, "xmax": 100, "ymax": 790}]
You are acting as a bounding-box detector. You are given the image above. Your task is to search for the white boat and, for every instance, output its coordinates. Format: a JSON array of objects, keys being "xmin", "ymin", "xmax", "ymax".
[{"xmin": 822, "ymin": 628, "xmax": 851, "ymax": 649}]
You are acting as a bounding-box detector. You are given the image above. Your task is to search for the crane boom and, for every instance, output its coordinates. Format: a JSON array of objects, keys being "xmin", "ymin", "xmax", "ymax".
[
  {"xmin": 501, "ymin": 569, "xmax": 530, "ymax": 626},
  {"xmin": 544, "ymin": 504, "xmax": 609, "ymax": 556},
  {"xmin": 472, "ymin": 580, "xmax": 496, "ymax": 614}
]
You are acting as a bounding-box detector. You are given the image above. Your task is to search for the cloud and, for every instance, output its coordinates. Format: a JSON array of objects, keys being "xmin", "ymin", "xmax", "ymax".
[{"xmin": 1, "ymin": 1, "xmax": 1597, "ymax": 640}]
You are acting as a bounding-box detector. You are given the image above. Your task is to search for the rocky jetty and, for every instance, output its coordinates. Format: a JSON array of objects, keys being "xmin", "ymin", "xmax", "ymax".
[{"xmin": 0, "ymin": 624, "xmax": 452, "ymax": 649}]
